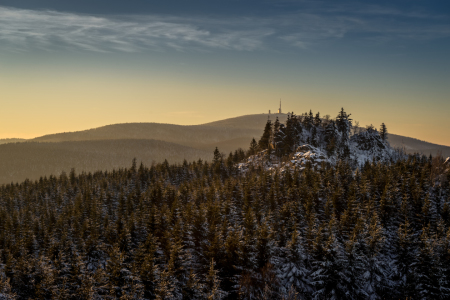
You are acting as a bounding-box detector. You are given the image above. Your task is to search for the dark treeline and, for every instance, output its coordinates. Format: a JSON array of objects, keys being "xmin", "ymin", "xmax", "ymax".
[
  {"xmin": 257, "ymin": 109, "xmax": 354, "ymax": 159},
  {"xmin": 0, "ymin": 153, "xmax": 449, "ymax": 299}
]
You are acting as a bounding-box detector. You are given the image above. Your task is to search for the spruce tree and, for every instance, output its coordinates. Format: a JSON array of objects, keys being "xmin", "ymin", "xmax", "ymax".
[
  {"xmin": 361, "ymin": 212, "xmax": 391, "ymax": 299},
  {"xmin": 273, "ymin": 117, "xmax": 280, "ymax": 136},
  {"xmin": 394, "ymin": 219, "xmax": 417, "ymax": 299},
  {"xmin": 284, "ymin": 114, "xmax": 296, "ymax": 155},
  {"xmin": 106, "ymin": 245, "xmax": 132, "ymax": 299},
  {"xmin": 274, "ymin": 124, "xmax": 286, "ymax": 157},
  {"xmin": 414, "ymin": 225, "xmax": 441, "ymax": 299},
  {"xmin": 213, "ymin": 147, "xmax": 221, "ymax": 165},
  {"xmin": 335, "ymin": 108, "xmax": 352, "ymax": 158},
  {"xmin": 324, "ymin": 121, "xmax": 338, "ymax": 157},
  {"xmin": 278, "ymin": 228, "xmax": 313, "ymax": 298},
  {"xmin": 311, "ymin": 225, "xmax": 349, "ymax": 300},
  {"xmin": 314, "ymin": 112, "xmax": 322, "ymax": 127},
  {"xmin": 258, "ymin": 119, "xmax": 273, "ymax": 152},
  {"xmin": 379, "ymin": 123, "xmax": 388, "ymax": 142},
  {"xmin": 205, "ymin": 259, "xmax": 227, "ymax": 300},
  {"xmin": 183, "ymin": 269, "xmax": 204, "ymax": 299},
  {"xmin": 135, "ymin": 233, "xmax": 159, "ymax": 299},
  {"xmin": 249, "ymin": 138, "xmax": 258, "ymax": 156}
]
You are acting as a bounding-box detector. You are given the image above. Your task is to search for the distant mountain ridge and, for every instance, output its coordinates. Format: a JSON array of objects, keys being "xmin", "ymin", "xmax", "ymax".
[
  {"xmin": 388, "ymin": 133, "xmax": 450, "ymax": 157},
  {"xmin": 6, "ymin": 113, "xmax": 449, "ymax": 155},
  {"xmin": 206, "ymin": 114, "xmax": 450, "ymax": 157},
  {"xmin": 0, "ymin": 113, "xmax": 448, "ymax": 184},
  {"xmin": 29, "ymin": 122, "xmax": 261, "ymax": 153}
]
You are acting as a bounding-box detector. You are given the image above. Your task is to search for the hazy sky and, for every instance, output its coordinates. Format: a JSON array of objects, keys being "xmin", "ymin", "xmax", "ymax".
[{"xmin": 1, "ymin": 0, "xmax": 449, "ymax": 145}]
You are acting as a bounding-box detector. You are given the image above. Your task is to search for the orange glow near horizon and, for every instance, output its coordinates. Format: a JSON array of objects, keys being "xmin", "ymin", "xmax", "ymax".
[{"xmin": 1, "ymin": 55, "xmax": 449, "ymax": 146}]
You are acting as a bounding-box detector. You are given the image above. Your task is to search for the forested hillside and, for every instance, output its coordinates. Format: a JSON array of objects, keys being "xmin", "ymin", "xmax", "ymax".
[
  {"xmin": 0, "ymin": 110, "xmax": 449, "ymax": 299},
  {"xmin": 0, "ymin": 113, "xmax": 448, "ymax": 185},
  {"xmin": 0, "ymin": 151, "xmax": 449, "ymax": 299},
  {"xmin": 0, "ymin": 140, "xmax": 211, "ymax": 184}
]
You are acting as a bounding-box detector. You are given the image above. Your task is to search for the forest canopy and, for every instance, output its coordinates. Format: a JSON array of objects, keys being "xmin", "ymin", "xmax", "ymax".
[{"xmin": 0, "ymin": 109, "xmax": 449, "ymax": 300}]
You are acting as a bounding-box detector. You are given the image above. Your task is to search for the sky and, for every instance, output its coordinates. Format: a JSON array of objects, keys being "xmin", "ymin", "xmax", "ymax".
[{"xmin": 0, "ymin": 0, "xmax": 449, "ymax": 145}]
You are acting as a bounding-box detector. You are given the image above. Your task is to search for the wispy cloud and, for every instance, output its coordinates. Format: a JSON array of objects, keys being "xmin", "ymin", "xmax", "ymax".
[
  {"xmin": 0, "ymin": 4, "xmax": 448, "ymax": 53},
  {"xmin": 277, "ymin": 3, "xmax": 450, "ymax": 48},
  {"xmin": 0, "ymin": 6, "xmax": 273, "ymax": 53}
]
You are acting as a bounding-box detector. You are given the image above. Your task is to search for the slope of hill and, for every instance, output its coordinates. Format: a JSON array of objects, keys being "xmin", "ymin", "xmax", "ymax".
[
  {"xmin": 1, "ymin": 113, "xmax": 448, "ymax": 185},
  {"xmin": 0, "ymin": 139, "xmax": 211, "ymax": 184},
  {"xmin": 32, "ymin": 123, "xmax": 258, "ymax": 145},
  {"xmin": 29, "ymin": 113, "xmax": 450, "ymax": 157},
  {"xmin": 203, "ymin": 113, "xmax": 289, "ymax": 130},
  {"xmin": 388, "ymin": 133, "xmax": 450, "ymax": 157},
  {"xmin": 205, "ymin": 114, "xmax": 450, "ymax": 157},
  {"xmin": 27, "ymin": 114, "xmax": 285, "ymax": 155}
]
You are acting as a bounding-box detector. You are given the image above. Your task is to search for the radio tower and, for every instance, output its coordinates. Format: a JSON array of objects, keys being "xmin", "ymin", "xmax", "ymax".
[{"xmin": 278, "ymin": 99, "xmax": 282, "ymax": 114}]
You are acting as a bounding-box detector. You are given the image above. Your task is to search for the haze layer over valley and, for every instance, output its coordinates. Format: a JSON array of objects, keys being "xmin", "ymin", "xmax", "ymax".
[{"xmin": 0, "ymin": 113, "xmax": 449, "ymax": 184}]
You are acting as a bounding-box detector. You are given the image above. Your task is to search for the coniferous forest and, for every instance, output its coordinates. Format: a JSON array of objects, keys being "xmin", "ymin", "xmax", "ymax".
[{"xmin": 0, "ymin": 110, "xmax": 449, "ymax": 300}]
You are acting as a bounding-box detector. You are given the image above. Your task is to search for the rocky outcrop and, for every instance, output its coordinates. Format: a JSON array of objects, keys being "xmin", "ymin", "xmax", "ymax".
[
  {"xmin": 237, "ymin": 145, "xmax": 331, "ymax": 173},
  {"xmin": 237, "ymin": 129, "xmax": 403, "ymax": 174},
  {"xmin": 350, "ymin": 129, "xmax": 386, "ymax": 152},
  {"xmin": 349, "ymin": 129, "xmax": 400, "ymax": 165}
]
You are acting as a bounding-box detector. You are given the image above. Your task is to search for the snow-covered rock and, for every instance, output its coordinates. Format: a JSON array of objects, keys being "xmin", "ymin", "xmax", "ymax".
[
  {"xmin": 350, "ymin": 129, "xmax": 399, "ymax": 165},
  {"xmin": 238, "ymin": 125, "xmax": 404, "ymax": 174},
  {"xmin": 282, "ymin": 145, "xmax": 331, "ymax": 172},
  {"xmin": 237, "ymin": 137, "xmax": 402, "ymax": 174},
  {"xmin": 237, "ymin": 145, "xmax": 331, "ymax": 173},
  {"xmin": 351, "ymin": 129, "xmax": 386, "ymax": 151}
]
